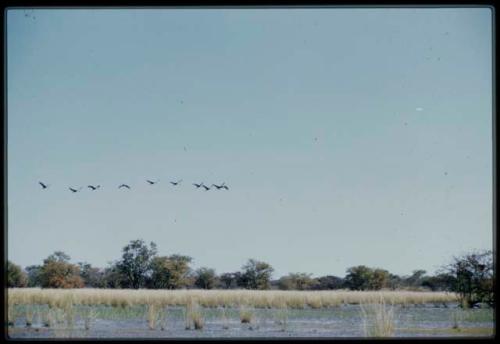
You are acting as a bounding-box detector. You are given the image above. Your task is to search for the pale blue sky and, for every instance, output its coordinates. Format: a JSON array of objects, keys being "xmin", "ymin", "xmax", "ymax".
[{"xmin": 7, "ymin": 8, "xmax": 493, "ymax": 278}]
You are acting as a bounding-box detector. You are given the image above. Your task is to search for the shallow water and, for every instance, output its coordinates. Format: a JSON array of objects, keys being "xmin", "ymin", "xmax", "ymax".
[{"xmin": 7, "ymin": 304, "xmax": 494, "ymax": 338}]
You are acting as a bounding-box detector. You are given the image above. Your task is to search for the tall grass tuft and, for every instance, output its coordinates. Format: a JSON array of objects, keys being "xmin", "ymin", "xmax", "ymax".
[
  {"xmin": 25, "ymin": 305, "xmax": 35, "ymax": 327},
  {"xmin": 451, "ymin": 309, "xmax": 465, "ymax": 330},
  {"xmin": 82, "ymin": 306, "xmax": 98, "ymax": 330},
  {"xmin": 7, "ymin": 302, "xmax": 16, "ymax": 327},
  {"xmin": 63, "ymin": 303, "xmax": 76, "ymax": 329},
  {"xmin": 275, "ymin": 301, "xmax": 289, "ymax": 332},
  {"xmin": 239, "ymin": 304, "xmax": 254, "ymax": 324},
  {"xmin": 184, "ymin": 299, "xmax": 204, "ymax": 330},
  {"xmin": 147, "ymin": 303, "xmax": 159, "ymax": 330},
  {"xmin": 41, "ymin": 307, "xmax": 52, "ymax": 328},
  {"xmin": 220, "ymin": 305, "xmax": 230, "ymax": 330},
  {"xmin": 360, "ymin": 297, "xmax": 395, "ymax": 337}
]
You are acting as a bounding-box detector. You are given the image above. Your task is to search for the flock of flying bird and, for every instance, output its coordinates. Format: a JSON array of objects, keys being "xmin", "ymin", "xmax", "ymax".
[{"xmin": 38, "ymin": 180, "xmax": 229, "ymax": 192}]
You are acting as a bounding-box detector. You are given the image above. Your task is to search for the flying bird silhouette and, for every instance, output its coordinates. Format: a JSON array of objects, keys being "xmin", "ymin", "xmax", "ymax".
[
  {"xmin": 146, "ymin": 179, "xmax": 159, "ymax": 185},
  {"xmin": 39, "ymin": 182, "xmax": 49, "ymax": 189},
  {"xmin": 69, "ymin": 187, "xmax": 82, "ymax": 193},
  {"xmin": 170, "ymin": 179, "xmax": 182, "ymax": 186},
  {"xmin": 88, "ymin": 185, "xmax": 101, "ymax": 190},
  {"xmin": 193, "ymin": 182, "xmax": 203, "ymax": 188},
  {"xmin": 212, "ymin": 183, "xmax": 224, "ymax": 190},
  {"xmin": 118, "ymin": 184, "xmax": 131, "ymax": 189},
  {"xmin": 221, "ymin": 183, "xmax": 229, "ymax": 190},
  {"xmin": 201, "ymin": 184, "xmax": 210, "ymax": 191}
]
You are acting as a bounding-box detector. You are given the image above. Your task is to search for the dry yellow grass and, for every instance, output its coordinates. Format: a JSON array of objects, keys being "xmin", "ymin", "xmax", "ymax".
[
  {"xmin": 7, "ymin": 288, "xmax": 457, "ymax": 309},
  {"xmin": 360, "ymin": 297, "xmax": 395, "ymax": 337}
]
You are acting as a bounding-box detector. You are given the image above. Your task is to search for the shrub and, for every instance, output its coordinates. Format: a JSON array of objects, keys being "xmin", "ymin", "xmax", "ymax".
[
  {"xmin": 7, "ymin": 261, "xmax": 28, "ymax": 287},
  {"xmin": 442, "ymin": 250, "xmax": 494, "ymax": 308}
]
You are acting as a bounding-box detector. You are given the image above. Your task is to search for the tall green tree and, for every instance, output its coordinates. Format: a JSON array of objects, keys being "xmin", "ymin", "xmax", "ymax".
[
  {"xmin": 219, "ymin": 272, "xmax": 242, "ymax": 289},
  {"xmin": 345, "ymin": 265, "xmax": 373, "ymax": 290},
  {"xmin": 25, "ymin": 265, "xmax": 43, "ymax": 287},
  {"xmin": 370, "ymin": 268, "xmax": 390, "ymax": 290},
  {"xmin": 194, "ymin": 267, "xmax": 218, "ymax": 289},
  {"xmin": 116, "ymin": 239, "xmax": 158, "ymax": 289},
  {"xmin": 103, "ymin": 263, "xmax": 127, "ymax": 288},
  {"xmin": 7, "ymin": 261, "xmax": 28, "ymax": 287},
  {"xmin": 442, "ymin": 250, "xmax": 494, "ymax": 308},
  {"xmin": 149, "ymin": 254, "xmax": 193, "ymax": 289},
  {"xmin": 239, "ymin": 259, "xmax": 274, "ymax": 290}
]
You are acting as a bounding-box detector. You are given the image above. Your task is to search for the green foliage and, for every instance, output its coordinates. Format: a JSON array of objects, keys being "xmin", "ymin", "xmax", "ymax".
[
  {"xmin": 278, "ymin": 272, "xmax": 316, "ymax": 290},
  {"xmin": 194, "ymin": 267, "xmax": 218, "ymax": 289},
  {"xmin": 219, "ymin": 272, "xmax": 242, "ymax": 289},
  {"xmin": 239, "ymin": 259, "xmax": 274, "ymax": 290},
  {"xmin": 46, "ymin": 251, "xmax": 71, "ymax": 263},
  {"xmin": 116, "ymin": 239, "xmax": 158, "ymax": 289},
  {"xmin": 310, "ymin": 275, "xmax": 344, "ymax": 290},
  {"xmin": 345, "ymin": 266, "xmax": 390, "ymax": 291},
  {"xmin": 149, "ymin": 254, "xmax": 193, "ymax": 289},
  {"xmin": 421, "ymin": 273, "xmax": 456, "ymax": 291},
  {"xmin": 370, "ymin": 269, "xmax": 390, "ymax": 290},
  {"xmin": 39, "ymin": 252, "xmax": 84, "ymax": 288},
  {"xmin": 78, "ymin": 262, "xmax": 106, "ymax": 288},
  {"xmin": 345, "ymin": 266, "xmax": 373, "ymax": 290},
  {"xmin": 442, "ymin": 250, "xmax": 494, "ymax": 308},
  {"xmin": 7, "ymin": 261, "xmax": 28, "ymax": 287},
  {"xmin": 406, "ymin": 270, "xmax": 427, "ymax": 287},
  {"xmin": 103, "ymin": 264, "xmax": 127, "ymax": 288},
  {"xmin": 25, "ymin": 265, "xmax": 43, "ymax": 287}
]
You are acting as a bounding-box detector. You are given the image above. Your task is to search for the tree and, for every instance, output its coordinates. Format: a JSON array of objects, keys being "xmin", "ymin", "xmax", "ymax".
[
  {"xmin": 194, "ymin": 268, "xmax": 218, "ymax": 289},
  {"xmin": 311, "ymin": 275, "xmax": 345, "ymax": 290},
  {"xmin": 344, "ymin": 265, "xmax": 373, "ymax": 290},
  {"xmin": 25, "ymin": 265, "xmax": 43, "ymax": 287},
  {"xmin": 149, "ymin": 254, "xmax": 193, "ymax": 289},
  {"xmin": 219, "ymin": 272, "xmax": 242, "ymax": 289},
  {"xmin": 370, "ymin": 268, "xmax": 390, "ymax": 290},
  {"xmin": 387, "ymin": 273, "xmax": 403, "ymax": 290},
  {"xmin": 421, "ymin": 273, "xmax": 456, "ymax": 291},
  {"xmin": 78, "ymin": 262, "xmax": 106, "ymax": 288},
  {"xmin": 116, "ymin": 239, "xmax": 157, "ymax": 289},
  {"xmin": 278, "ymin": 273, "xmax": 316, "ymax": 290},
  {"xmin": 7, "ymin": 261, "xmax": 27, "ymax": 287},
  {"xmin": 442, "ymin": 250, "xmax": 494, "ymax": 308},
  {"xmin": 403, "ymin": 270, "xmax": 427, "ymax": 290},
  {"xmin": 345, "ymin": 266, "xmax": 391, "ymax": 290},
  {"xmin": 39, "ymin": 252, "xmax": 84, "ymax": 288},
  {"xmin": 46, "ymin": 251, "xmax": 71, "ymax": 263},
  {"xmin": 103, "ymin": 263, "xmax": 127, "ymax": 288},
  {"xmin": 239, "ymin": 259, "xmax": 274, "ymax": 290}
]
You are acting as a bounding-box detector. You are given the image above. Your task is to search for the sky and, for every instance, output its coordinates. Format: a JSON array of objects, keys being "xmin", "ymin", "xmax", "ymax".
[{"xmin": 7, "ymin": 7, "xmax": 493, "ymax": 278}]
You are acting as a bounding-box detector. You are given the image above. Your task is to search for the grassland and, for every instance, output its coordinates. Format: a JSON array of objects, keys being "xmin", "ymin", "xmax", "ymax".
[
  {"xmin": 7, "ymin": 288, "xmax": 458, "ymax": 310},
  {"xmin": 8, "ymin": 288, "xmax": 475, "ymax": 338}
]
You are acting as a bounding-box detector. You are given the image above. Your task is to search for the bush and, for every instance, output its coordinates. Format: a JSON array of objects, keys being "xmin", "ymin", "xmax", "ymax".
[
  {"xmin": 239, "ymin": 259, "xmax": 274, "ymax": 290},
  {"xmin": 7, "ymin": 261, "xmax": 27, "ymax": 287},
  {"xmin": 345, "ymin": 266, "xmax": 389, "ymax": 290},
  {"xmin": 278, "ymin": 273, "xmax": 316, "ymax": 290},
  {"xmin": 442, "ymin": 250, "xmax": 494, "ymax": 308},
  {"xmin": 39, "ymin": 251, "xmax": 84, "ymax": 288},
  {"xmin": 194, "ymin": 268, "xmax": 218, "ymax": 289}
]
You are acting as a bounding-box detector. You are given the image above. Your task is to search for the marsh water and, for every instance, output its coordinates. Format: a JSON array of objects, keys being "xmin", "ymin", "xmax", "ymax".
[{"xmin": 8, "ymin": 303, "xmax": 494, "ymax": 338}]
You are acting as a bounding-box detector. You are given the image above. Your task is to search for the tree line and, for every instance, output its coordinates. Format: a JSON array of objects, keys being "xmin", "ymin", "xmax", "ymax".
[{"xmin": 7, "ymin": 239, "xmax": 494, "ymax": 308}]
